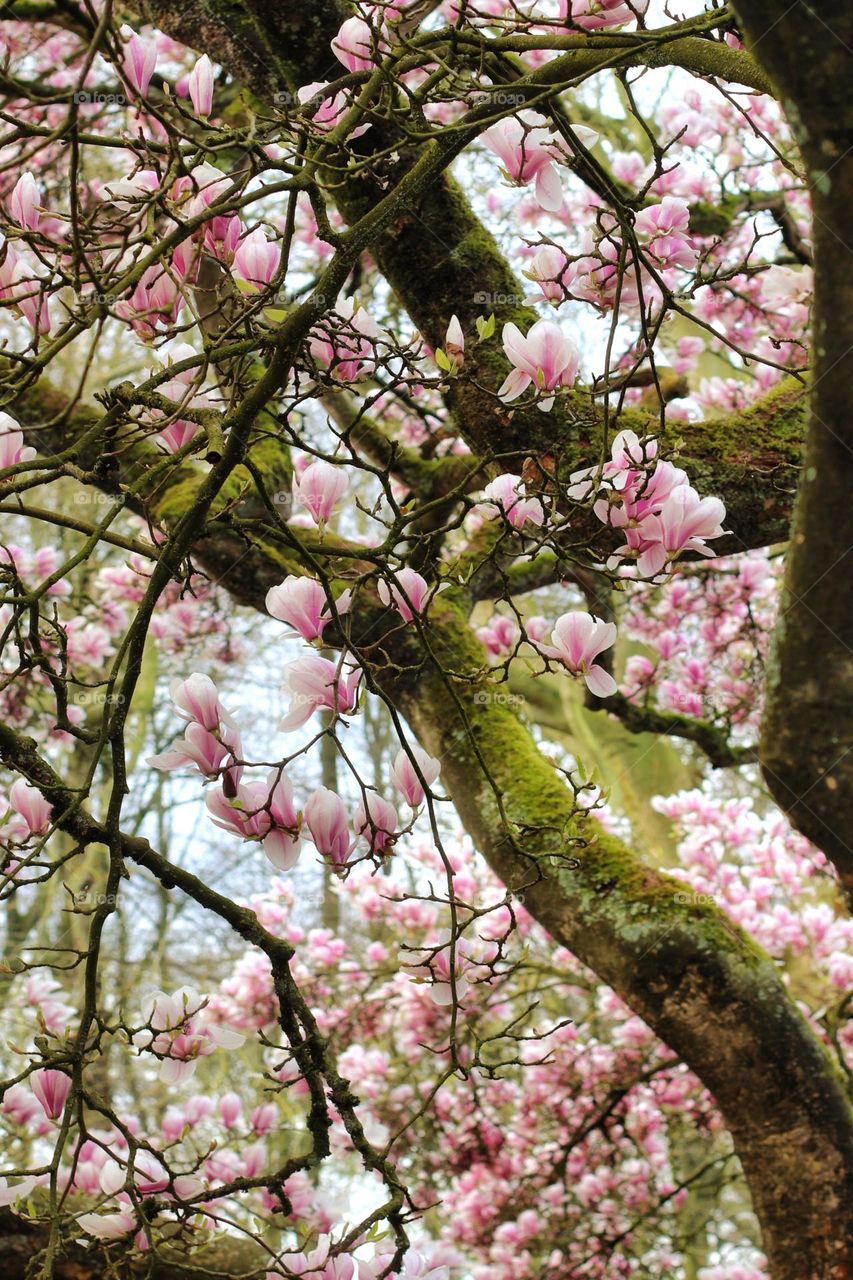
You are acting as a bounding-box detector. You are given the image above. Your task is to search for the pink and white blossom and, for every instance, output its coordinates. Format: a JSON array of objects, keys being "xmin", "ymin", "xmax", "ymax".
[
  {"xmin": 305, "ymin": 788, "xmax": 354, "ymax": 866},
  {"xmin": 390, "ymin": 746, "xmax": 441, "ymax": 808},
  {"xmin": 292, "ymin": 460, "xmax": 349, "ymax": 526},
  {"xmin": 481, "ymin": 474, "xmax": 545, "ymax": 529},
  {"xmin": 188, "ymin": 53, "xmax": 214, "ymax": 117},
  {"xmin": 499, "ymin": 320, "xmax": 581, "ymax": 410},
  {"xmin": 266, "ymin": 575, "xmax": 352, "ymax": 641},
  {"xmin": 30, "ymin": 1068, "xmax": 71, "ymax": 1120},
  {"xmin": 232, "ymin": 227, "xmax": 281, "ymax": 290},
  {"xmin": 280, "ymin": 655, "xmax": 362, "ymax": 730},
  {"xmin": 377, "ymin": 568, "xmax": 431, "ymax": 621},
  {"xmin": 353, "ymin": 793, "xmax": 398, "ymax": 854},
  {"xmin": 120, "ymin": 25, "xmax": 157, "ymax": 98},
  {"xmin": 538, "ymin": 612, "xmax": 618, "ymax": 697}
]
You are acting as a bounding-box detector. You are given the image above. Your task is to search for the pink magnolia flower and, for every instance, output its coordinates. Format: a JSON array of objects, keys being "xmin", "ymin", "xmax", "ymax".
[
  {"xmin": 100, "ymin": 1150, "xmax": 169, "ymax": 1197},
  {"xmin": 0, "ymin": 1176, "xmax": 37, "ymax": 1207},
  {"xmin": 482, "ymin": 111, "xmax": 598, "ymax": 212},
  {"xmin": 135, "ymin": 987, "xmax": 244, "ymax": 1084},
  {"xmin": 147, "ymin": 721, "xmax": 241, "ymax": 780},
  {"xmin": 101, "ymin": 169, "xmax": 160, "ymax": 211},
  {"xmin": 171, "ymin": 672, "xmax": 227, "ymax": 731},
  {"xmin": 524, "ymin": 245, "xmax": 573, "ymax": 303},
  {"xmin": 219, "ymin": 1092, "xmax": 242, "ymax": 1127},
  {"xmin": 120, "ymin": 24, "xmax": 157, "ymax": 97},
  {"xmin": 308, "ymin": 298, "xmax": 379, "ymax": 382},
  {"xmin": 179, "ymin": 163, "xmax": 231, "ymax": 217},
  {"xmin": 482, "ymin": 474, "xmax": 545, "ymax": 529},
  {"xmin": 636, "ymin": 486, "xmax": 727, "ymax": 577},
  {"xmin": 539, "ymin": 612, "xmax": 618, "ymax": 697},
  {"xmin": 499, "ymin": 320, "xmax": 581, "ymax": 410},
  {"xmin": 205, "ymin": 771, "xmax": 303, "ymax": 871},
  {"xmin": 526, "ymin": 615, "xmax": 549, "ymax": 643},
  {"xmin": 280, "ymin": 655, "xmax": 362, "ymax": 730},
  {"xmin": 391, "ymin": 745, "xmax": 441, "ymax": 808},
  {"xmin": 0, "ymin": 246, "xmax": 51, "ymax": 333},
  {"xmin": 443, "ymin": 314, "xmax": 464, "ymax": 368},
  {"xmin": 232, "ymin": 227, "xmax": 281, "ymax": 290},
  {"xmin": 292, "ymin": 460, "xmax": 349, "ymax": 526},
  {"xmin": 266, "ymin": 575, "xmax": 352, "ymax": 641},
  {"xmin": 331, "ymin": 16, "xmax": 379, "ymax": 72},
  {"xmin": 251, "ymin": 1102, "xmax": 278, "ymax": 1135},
  {"xmin": 188, "ymin": 53, "xmax": 214, "ymax": 117},
  {"xmin": 30, "ymin": 1068, "xmax": 71, "ymax": 1120},
  {"xmin": 563, "ymin": 0, "xmax": 649, "ymax": 31},
  {"xmin": 476, "ymin": 613, "xmax": 520, "ymax": 659},
  {"xmin": 298, "ymin": 81, "xmax": 350, "ymax": 131},
  {"xmin": 9, "ymin": 172, "xmax": 40, "ymax": 231},
  {"xmin": 377, "ymin": 568, "xmax": 431, "ymax": 621},
  {"xmin": 305, "ymin": 788, "xmax": 354, "ymax": 866},
  {"xmin": 354, "ymin": 794, "xmax": 398, "ymax": 854},
  {"xmin": 9, "ymin": 778, "xmax": 52, "ymax": 836},
  {"xmin": 634, "ymin": 196, "xmax": 696, "ymax": 270},
  {"xmin": 114, "ymin": 263, "xmax": 182, "ymax": 341},
  {"xmin": 0, "ymin": 412, "xmax": 35, "ymax": 469},
  {"xmin": 77, "ymin": 1211, "xmax": 137, "ymax": 1241}
]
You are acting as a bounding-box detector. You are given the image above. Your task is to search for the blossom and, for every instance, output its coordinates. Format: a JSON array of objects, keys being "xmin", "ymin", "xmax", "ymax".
[
  {"xmin": 481, "ymin": 474, "xmax": 545, "ymax": 529},
  {"xmin": 219, "ymin": 1092, "xmax": 242, "ymax": 1127},
  {"xmin": 9, "ymin": 778, "xmax": 52, "ymax": 836},
  {"xmin": 634, "ymin": 196, "xmax": 696, "ymax": 270},
  {"xmin": 305, "ymin": 788, "xmax": 354, "ymax": 866},
  {"xmin": 498, "ymin": 320, "xmax": 580, "ymax": 410},
  {"xmin": 539, "ymin": 612, "xmax": 618, "ymax": 697},
  {"xmin": 205, "ymin": 771, "xmax": 303, "ymax": 871},
  {"xmin": 331, "ymin": 16, "xmax": 378, "ymax": 71},
  {"xmin": 188, "ymin": 53, "xmax": 214, "ymax": 116},
  {"xmin": 120, "ymin": 24, "xmax": 157, "ymax": 97},
  {"xmin": 308, "ymin": 298, "xmax": 379, "ymax": 382},
  {"xmin": 524, "ymin": 245, "xmax": 572, "ymax": 303},
  {"xmin": 297, "ymin": 81, "xmax": 350, "ymax": 131},
  {"xmin": 77, "ymin": 1211, "xmax": 137, "ymax": 1241},
  {"xmin": 266, "ymin": 575, "xmax": 352, "ymax": 641},
  {"xmin": 9, "ymin": 172, "xmax": 40, "ymax": 231},
  {"xmin": 292, "ymin": 460, "xmax": 349, "ymax": 526},
  {"xmin": 0, "ymin": 1176, "xmax": 36, "ymax": 1207},
  {"xmin": 482, "ymin": 111, "xmax": 597, "ymax": 212},
  {"xmin": 30, "ymin": 1068, "xmax": 71, "ymax": 1120},
  {"xmin": 377, "ymin": 568, "xmax": 431, "ymax": 621},
  {"xmin": 391, "ymin": 746, "xmax": 441, "ymax": 807},
  {"xmin": 280, "ymin": 655, "xmax": 362, "ymax": 730},
  {"xmin": 636, "ymin": 487, "xmax": 727, "ymax": 577},
  {"xmin": 0, "ymin": 412, "xmax": 35, "ymax": 469},
  {"xmin": 443, "ymin": 314, "xmax": 464, "ymax": 368},
  {"xmin": 135, "ymin": 987, "xmax": 244, "ymax": 1083},
  {"xmin": 354, "ymin": 794, "xmax": 399, "ymax": 853},
  {"xmin": 147, "ymin": 721, "xmax": 241, "ymax": 780},
  {"xmin": 101, "ymin": 169, "xmax": 160, "ymax": 211},
  {"xmin": 171, "ymin": 672, "xmax": 228, "ymax": 731},
  {"xmin": 232, "ymin": 227, "xmax": 281, "ymax": 290},
  {"xmin": 563, "ymin": 0, "xmax": 650, "ymax": 31}
]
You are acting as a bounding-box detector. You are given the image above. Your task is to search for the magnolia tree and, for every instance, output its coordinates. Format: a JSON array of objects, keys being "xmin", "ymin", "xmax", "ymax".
[{"xmin": 0, "ymin": 0, "xmax": 851, "ymax": 1277}]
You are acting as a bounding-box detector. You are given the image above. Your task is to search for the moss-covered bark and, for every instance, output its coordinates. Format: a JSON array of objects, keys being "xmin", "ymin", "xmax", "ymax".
[
  {"xmin": 732, "ymin": 0, "xmax": 853, "ymax": 906},
  {"xmin": 388, "ymin": 600, "xmax": 853, "ymax": 1280}
]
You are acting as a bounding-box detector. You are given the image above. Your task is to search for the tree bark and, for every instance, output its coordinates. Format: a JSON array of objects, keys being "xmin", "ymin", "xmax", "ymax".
[{"xmin": 731, "ymin": 0, "xmax": 853, "ymax": 906}]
